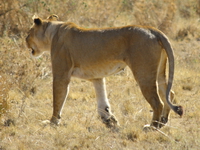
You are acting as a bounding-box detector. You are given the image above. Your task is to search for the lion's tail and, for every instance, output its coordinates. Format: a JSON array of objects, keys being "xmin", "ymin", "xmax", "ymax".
[{"xmin": 154, "ymin": 30, "xmax": 183, "ymax": 117}]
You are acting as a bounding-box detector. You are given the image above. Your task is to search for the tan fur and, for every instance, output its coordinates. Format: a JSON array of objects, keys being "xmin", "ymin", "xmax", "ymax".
[{"xmin": 26, "ymin": 15, "xmax": 183, "ymax": 129}]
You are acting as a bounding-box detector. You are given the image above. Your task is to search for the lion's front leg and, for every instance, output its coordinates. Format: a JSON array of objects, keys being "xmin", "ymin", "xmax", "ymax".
[
  {"xmin": 50, "ymin": 77, "xmax": 70, "ymax": 125},
  {"xmin": 49, "ymin": 48, "xmax": 73, "ymax": 125},
  {"xmin": 92, "ymin": 78, "xmax": 119, "ymax": 128}
]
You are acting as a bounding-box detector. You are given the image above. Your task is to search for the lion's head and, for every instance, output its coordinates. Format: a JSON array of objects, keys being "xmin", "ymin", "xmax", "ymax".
[{"xmin": 26, "ymin": 15, "xmax": 59, "ymax": 57}]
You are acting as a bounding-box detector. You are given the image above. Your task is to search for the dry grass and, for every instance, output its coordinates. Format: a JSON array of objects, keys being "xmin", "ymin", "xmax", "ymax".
[{"xmin": 1, "ymin": 0, "xmax": 200, "ymax": 149}]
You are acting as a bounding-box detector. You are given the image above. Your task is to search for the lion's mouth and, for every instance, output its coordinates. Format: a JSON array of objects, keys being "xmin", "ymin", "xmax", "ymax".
[{"xmin": 31, "ymin": 48, "xmax": 35, "ymax": 55}]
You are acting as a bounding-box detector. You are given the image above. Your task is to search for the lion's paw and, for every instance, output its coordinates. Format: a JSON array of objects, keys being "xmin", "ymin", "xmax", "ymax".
[
  {"xmin": 102, "ymin": 115, "xmax": 120, "ymax": 129},
  {"xmin": 50, "ymin": 116, "xmax": 61, "ymax": 125}
]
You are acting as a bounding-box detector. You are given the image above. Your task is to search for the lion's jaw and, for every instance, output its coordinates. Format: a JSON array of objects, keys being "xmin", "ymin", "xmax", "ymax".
[
  {"xmin": 26, "ymin": 23, "xmax": 53, "ymax": 58},
  {"xmin": 26, "ymin": 39, "xmax": 41, "ymax": 57}
]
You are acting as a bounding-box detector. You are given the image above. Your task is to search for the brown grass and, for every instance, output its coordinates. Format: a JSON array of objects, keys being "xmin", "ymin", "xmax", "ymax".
[{"xmin": 1, "ymin": 0, "xmax": 200, "ymax": 149}]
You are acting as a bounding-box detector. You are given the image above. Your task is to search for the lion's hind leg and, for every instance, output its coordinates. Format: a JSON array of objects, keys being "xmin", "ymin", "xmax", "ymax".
[
  {"xmin": 92, "ymin": 78, "xmax": 119, "ymax": 128},
  {"xmin": 136, "ymin": 77, "xmax": 164, "ymax": 129},
  {"xmin": 128, "ymin": 58, "xmax": 164, "ymax": 129}
]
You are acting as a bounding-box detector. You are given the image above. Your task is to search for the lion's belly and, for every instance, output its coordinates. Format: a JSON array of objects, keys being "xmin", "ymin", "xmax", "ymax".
[{"xmin": 71, "ymin": 62, "xmax": 126, "ymax": 79}]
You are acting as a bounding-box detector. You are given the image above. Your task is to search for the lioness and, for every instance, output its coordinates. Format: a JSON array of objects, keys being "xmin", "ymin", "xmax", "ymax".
[{"xmin": 26, "ymin": 15, "xmax": 183, "ymax": 129}]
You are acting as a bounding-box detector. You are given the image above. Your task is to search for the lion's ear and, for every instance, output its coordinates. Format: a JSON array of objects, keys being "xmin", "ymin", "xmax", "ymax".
[
  {"xmin": 47, "ymin": 14, "xmax": 59, "ymax": 21},
  {"xmin": 34, "ymin": 18, "xmax": 42, "ymax": 26}
]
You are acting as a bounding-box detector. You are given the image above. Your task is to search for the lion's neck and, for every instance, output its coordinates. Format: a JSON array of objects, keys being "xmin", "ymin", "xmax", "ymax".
[{"xmin": 45, "ymin": 22, "xmax": 63, "ymax": 44}]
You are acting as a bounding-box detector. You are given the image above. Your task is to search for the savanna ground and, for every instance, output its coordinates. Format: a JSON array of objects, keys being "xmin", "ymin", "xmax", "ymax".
[{"xmin": 0, "ymin": 0, "xmax": 200, "ymax": 149}]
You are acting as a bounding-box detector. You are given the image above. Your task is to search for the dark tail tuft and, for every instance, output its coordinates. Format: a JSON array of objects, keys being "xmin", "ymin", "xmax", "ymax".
[{"xmin": 174, "ymin": 105, "xmax": 183, "ymax": 117}]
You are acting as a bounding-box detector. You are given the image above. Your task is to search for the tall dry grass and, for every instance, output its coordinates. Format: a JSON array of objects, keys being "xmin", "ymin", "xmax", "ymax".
[
  {"xmin": 0, "ymin": 0, "xmax": 200, "ymax": 149},
  {"xmin": 0, "ymin": 75, "xmax": 10, "ymax": 119}
]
